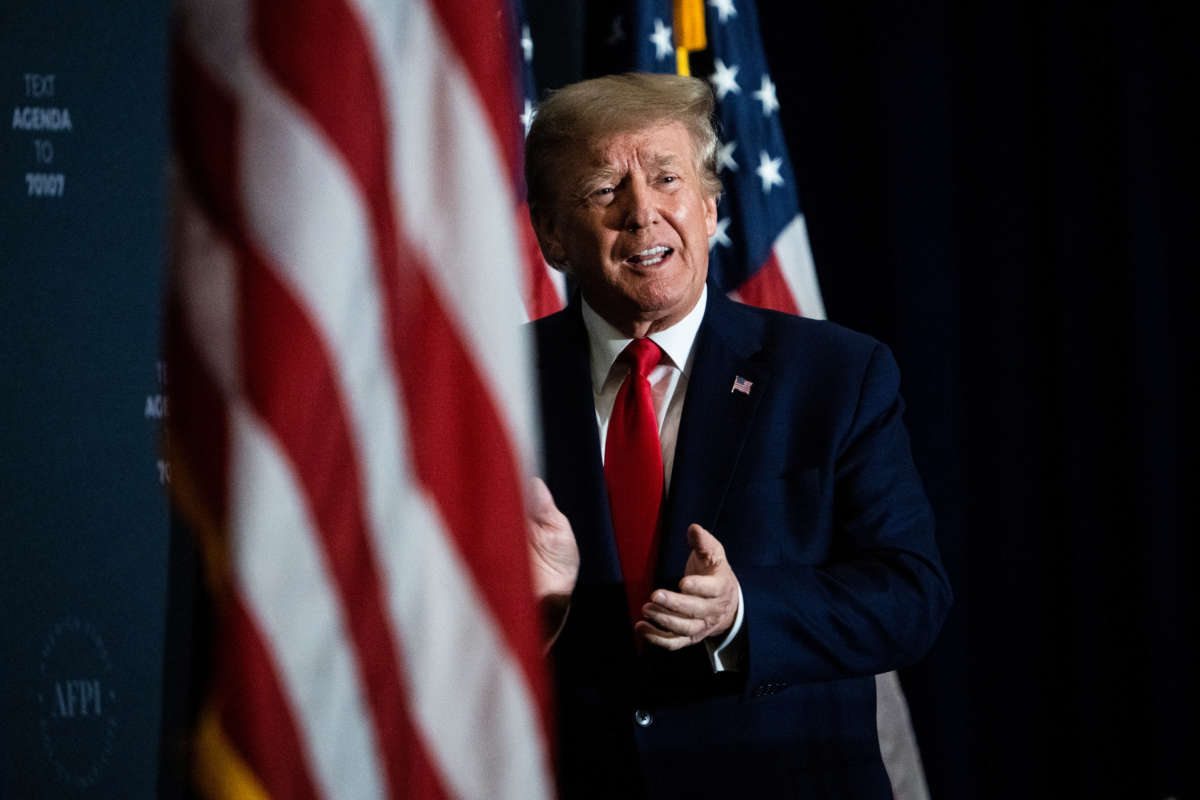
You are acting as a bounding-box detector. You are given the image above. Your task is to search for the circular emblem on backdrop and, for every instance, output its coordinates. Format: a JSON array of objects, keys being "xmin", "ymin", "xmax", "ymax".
[{"xmin": 37, "ymin": 617, "xmax": 119, "ymax": 788}]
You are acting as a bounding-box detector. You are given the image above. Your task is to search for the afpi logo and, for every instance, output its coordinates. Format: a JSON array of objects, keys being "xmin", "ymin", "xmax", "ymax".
[{"xmin": 38, "ymin": 617, "xmax": 119, "ymax": 788}]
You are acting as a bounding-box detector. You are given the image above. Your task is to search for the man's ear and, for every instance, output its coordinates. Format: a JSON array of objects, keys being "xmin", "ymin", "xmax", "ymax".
[
  {"xmin": 704, "ymin": 193, "xmax": 719, "ymax": 238},
  {"xmin": 531, "ymin": 209, "xmax": 569, "ymax": 271}
]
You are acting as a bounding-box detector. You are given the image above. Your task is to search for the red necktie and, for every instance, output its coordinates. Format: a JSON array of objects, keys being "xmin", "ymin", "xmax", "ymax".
[{"xmin": 605, "ymin": 338, "xmax": 665, "ymax": 624}]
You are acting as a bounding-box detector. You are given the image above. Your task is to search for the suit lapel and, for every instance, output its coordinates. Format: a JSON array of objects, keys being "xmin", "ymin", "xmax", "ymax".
[
  {"xmin": 535, "ymin": 300, "xmax": 623, "ymax": 586},
  {"xmin": 658, "ymin": 291, "xmax": 770, "ymax": 586}
]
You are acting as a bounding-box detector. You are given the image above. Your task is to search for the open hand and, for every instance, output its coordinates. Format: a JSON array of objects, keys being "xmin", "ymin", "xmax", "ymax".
[
  {"xmin": 526, "ymin": 476, "xmax": 579, "ymax": 604},
  {"xmin": 635, "ymin": 524, "xmax": 739, "ymax": 650}
]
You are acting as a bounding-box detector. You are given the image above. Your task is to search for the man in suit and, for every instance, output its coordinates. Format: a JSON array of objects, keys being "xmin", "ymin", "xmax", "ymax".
[{"xmin": 524, "ymin": 73, "xmax": 951, "ymax": 799}]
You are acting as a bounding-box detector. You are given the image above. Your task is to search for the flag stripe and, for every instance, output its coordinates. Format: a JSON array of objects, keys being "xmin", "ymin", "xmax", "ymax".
[
  {"xmin": 322, "ymin": 1, "xmax": 555, "ymax": 791},
  {"xmin": 174, "ymin": 0, "xmax": 554, "ymax": 795},
  {"xmin": 236, "ymin": 9, "xmax": 552, "ymax": 796},
  {"xmin": 423, "ymin": 0, "xmax": 523, "ymax": 183},
  {"xmin": 173, "ymin": 26, "xmax": 448, "ymax": 798},
  {"xmin": 772, "ymin": 213, "xmax": 826, "ymax": 320},
  {"xmin": 518, "ymin": 203, "xmax": 566, "ymax": 320},
  {"xmin": 257, "ymin": 0, "xmax": 548, "ymax": 721},
  {"xmin": 238, "ymin": 248, "xmax": 443, "ymax": 800},
  {"xmin": 731, "ymin": 253, "xmax": 801, "ymax": 315},
  {"xmin": 174, "ymin": 163, "xmax": 390, "ymax": 800},
  {"xmin": 358, "ymin": 399, "xmax": 555, "ymax": 800},
  {"xmin": 410, "ymin": 0, "xmax": 554, "ymax": 334},
  {"xmin": 352, "ymin": 0, "xmax": 538, "ymax": 467},
  {"xmin": 214, "ymin": 593, "xmax": 322, "ymax": 800},
  {"xmin": 228, "ymin": 401, "xmax": 396, "ymax": 800}
]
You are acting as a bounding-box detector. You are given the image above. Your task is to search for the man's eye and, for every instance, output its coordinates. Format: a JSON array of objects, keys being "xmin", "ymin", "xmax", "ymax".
[{"xmin": 660, "ymin": 175, "xmax": 678, "ymax": 184}]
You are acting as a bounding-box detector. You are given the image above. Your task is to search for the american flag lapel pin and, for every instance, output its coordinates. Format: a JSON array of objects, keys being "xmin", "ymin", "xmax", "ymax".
[{"xmin": 731, "ymin": 375, "xmax": 753, "ymax": 395}]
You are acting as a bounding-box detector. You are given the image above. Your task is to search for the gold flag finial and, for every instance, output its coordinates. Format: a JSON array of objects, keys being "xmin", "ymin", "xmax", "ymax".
[{"xmin": 673, "ymin": 0, "xmax": 707, "ymax": 76}]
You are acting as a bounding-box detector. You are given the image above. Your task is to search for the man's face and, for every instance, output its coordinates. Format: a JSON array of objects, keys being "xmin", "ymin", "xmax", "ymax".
[{"xmin": 537, "ymin": 121, "xmax": 718, "ymax": 336}]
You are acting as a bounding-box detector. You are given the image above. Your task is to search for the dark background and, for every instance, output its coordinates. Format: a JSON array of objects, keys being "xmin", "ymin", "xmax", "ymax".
[
  {"xmin": 0, "ymin": 1, "xmax": 170, "ymax": 797},
  {"xmin": 527, "ymin": 0, "xmax": 1197, "ymax": 796},
  {"xmin": 758, "ymin": 2, "xmax": 1195, "ymax": 798}
]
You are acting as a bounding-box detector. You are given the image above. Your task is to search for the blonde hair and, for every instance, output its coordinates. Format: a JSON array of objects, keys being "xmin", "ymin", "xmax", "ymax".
[{"xmin": 525, "ymin": 73, "xmax": 722, "ymax": 217}]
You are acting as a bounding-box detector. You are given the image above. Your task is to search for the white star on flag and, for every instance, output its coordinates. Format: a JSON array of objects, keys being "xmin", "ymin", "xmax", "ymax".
[
  {"xmin": 708, "ymin": 0, "xmax": 738, "ymax": 24},
  {"xmin": 755, "ymin": 150, "xmax": 784, "ymax": 192},
  {"xmin": 753, "ymin": 74, "xmax": 779, "ymax": 116},
  {"xmin": 709, "ymin": 217, "xmax": 733, "ymax": 249},
  {"xmin": 709, "ymin": 58, "xmax": 741, "ymax": 101},
  {"xmin": 650, "ymin": 18, "xmax": 673, "ymax": 61},
  {"xmin": 717, "ymin": 140, "xmax": 739, "ymax": 172},
  {"xmin": 521, "ymin": 25, "xmax": 533, "ymax": 62},
  {"xmin": 521, "ymin": 99, "xmax": 536, "ymax": 136}
]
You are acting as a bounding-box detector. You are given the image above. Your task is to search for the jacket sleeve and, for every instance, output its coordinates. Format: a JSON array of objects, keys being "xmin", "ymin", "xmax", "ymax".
[{"xmin": 734, "ymin": 342, "xmax": 952, "ymax": 693}]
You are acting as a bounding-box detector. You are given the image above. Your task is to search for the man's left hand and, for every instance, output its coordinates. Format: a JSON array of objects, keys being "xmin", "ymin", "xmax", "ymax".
[{"xmin": 635, "ymin": 524, "xmax": 740, "ymax": 650}]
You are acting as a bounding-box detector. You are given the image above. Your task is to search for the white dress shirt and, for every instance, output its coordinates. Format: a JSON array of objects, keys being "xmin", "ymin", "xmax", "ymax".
[{"xmin": 580, "ymin": 286, "xmax": 745, "ymax": 670}]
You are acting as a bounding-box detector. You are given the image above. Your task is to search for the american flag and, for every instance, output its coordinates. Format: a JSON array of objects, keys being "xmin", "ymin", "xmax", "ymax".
[
  {"xmin": 168, "ymin": 0, "xmax": 554, "ymax": 797},
  {"xmin": 693, "ymin": 0, "xmax": 826, "ymax": 318},
  {"xmin": 731, "ymin": 375, "xmax": 753, "ymax": 395},
  {"xmin": 513, "ymin": 0, "xmax": 568, "ymax": 319}
]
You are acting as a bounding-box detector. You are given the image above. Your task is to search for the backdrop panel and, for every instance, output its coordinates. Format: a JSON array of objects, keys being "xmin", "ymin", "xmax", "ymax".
[{"xmin": 0, "ymin": 2, "xmax": 169, "ymax": 797}]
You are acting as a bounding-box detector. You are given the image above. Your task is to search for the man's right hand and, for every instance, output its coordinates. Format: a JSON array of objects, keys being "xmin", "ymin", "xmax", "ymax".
[{"xmin": 526, "ymin": 477, "xmax": 579, "ymax": 644}]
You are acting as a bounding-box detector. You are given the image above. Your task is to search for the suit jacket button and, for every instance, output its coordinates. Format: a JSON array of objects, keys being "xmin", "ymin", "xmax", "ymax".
[{"xmin": 633, "ymin": 709, "xmax": 653, "ymax": 727}]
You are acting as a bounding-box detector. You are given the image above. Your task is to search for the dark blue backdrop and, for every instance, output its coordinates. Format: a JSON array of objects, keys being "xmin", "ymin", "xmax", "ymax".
[
  {"xmin": 0, "ymin": 2, "xmax": 169, "ymax": 797},
  {"xmin": 758, "ymin": 2, "xmax": 1196, "ymax": 797}
]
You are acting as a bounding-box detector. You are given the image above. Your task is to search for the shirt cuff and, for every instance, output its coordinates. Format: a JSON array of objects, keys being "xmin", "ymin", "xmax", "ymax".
[{"xmin": 704, "ymin": 583, "xmax": 745, "ymax": 672}]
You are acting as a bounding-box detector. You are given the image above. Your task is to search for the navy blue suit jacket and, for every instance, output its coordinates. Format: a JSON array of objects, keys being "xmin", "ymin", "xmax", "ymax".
[{"xmin": 533, "ymin": 288, "xmax": 952, "ymax": 799}]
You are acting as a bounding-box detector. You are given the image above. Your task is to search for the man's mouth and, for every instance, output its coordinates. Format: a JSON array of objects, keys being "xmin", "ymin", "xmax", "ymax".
[{"xmin": 626, "ymin": 246, "xmax": 673, "ymax": 267}]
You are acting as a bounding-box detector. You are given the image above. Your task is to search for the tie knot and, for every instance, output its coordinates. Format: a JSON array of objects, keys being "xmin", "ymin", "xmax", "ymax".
[{"xmin": 622, "ymin": 337, "xmax": 663, "ymax": 378}]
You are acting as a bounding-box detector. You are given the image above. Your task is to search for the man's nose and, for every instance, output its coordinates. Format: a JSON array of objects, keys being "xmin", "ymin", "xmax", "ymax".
[{"xmin": 621, "ymin": 180, "xmax": 657, "ymax": 231}]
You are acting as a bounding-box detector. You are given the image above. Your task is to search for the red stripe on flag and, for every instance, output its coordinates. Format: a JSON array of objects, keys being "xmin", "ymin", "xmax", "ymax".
[
  {"xmin": 419, "ymin": 2, "xmax": 562, "ymax": 322},
  {"xmin": 239, "ymin": 252, "xmax": 450, "ymax": 800},
  {"xmin": 387, "ymin": 259, "xmax": 551, "ymax": 717},
  {"xmin": 735, "ymin": 252, "xmax": 801, "ymax": 315},
  {"xmin": 517, "ymin": 203, "xmax": 563, "ymax": 319},
  {"xmin": 218, "ymin": 594, "xmax": 322, "ymax": 800},
  {"xmin": 423, "ymin": 0, "xmax": 523, "ymax": 184},
  {"xmin": 171, "ymin": 38, "xmax": 241, "ymax": 253},
  {"xmin": 173, "ymin": 39, "xmax": 450, "ymax": 800},
  {"xmin": 252, "ymin": 0, "xmax": 550, "ymax": 725}
]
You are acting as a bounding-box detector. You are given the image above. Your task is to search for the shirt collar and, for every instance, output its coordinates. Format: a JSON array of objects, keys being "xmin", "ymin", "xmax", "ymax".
[{"xmin": 580, "ymin": 284, "xmax": 708, "ymax": 390}]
